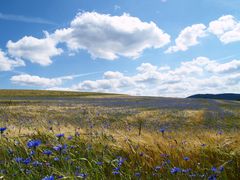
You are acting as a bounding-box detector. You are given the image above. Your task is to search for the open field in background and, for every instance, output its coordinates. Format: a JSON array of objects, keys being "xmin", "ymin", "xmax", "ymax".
[{"xmin": 0, "ymin": 90, "xmax": 240, "ymax": 179}]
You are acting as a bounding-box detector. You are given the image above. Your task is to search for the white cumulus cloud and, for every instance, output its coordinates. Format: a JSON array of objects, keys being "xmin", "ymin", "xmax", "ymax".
[
  {"xmin": 7, "ymin": 33, "xmax": 63, "ymax": 66},
  {"xmin": 208, "ymin": 15, "xmax": 240, "ymax": 44},
  {"xmin": 53, "ymin": 12, "xmax": 171, "ymax": 60},
  {"xmin": 10, "ymin": 74, "xmax": 73, "ymax": 87},
  {"xmin": 0, "ymin": 49, "xmax": 25, "ymax": 71},
  {"xmin": 71, "ymin": 57, "xmax": 240, "ymax": 97},
  {"xmin": 166, "ymin": 24, "xmax": 207, "ymax": 53}
]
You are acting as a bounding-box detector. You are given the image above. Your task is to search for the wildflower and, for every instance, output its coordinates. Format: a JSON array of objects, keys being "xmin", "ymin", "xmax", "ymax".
[
  {"xmin": 155, "ymin": 166, "xmax": 161, "ymax": 171},
  {"xmin": 53, "ymin": 145, "xmax": 63, "ymax": 152},
  {"xmin": 54, "ymin": 157, "xmax": 59, "ymax": 161},
  {"xmin": 43, "ymin": 150, "xmax": 53, "ymax": 156},
  {"xmin": 56, "ymin": 133, "xmax": 64, "ymax": 139},
  {"xmin": 135, "ymin": 172, "xmax": 141, "ymax": 177},
  {"xmin": 96, "ymin": 161, "xmax": 103, "ymax": 165},
  {"xmin": 113, "ymin": 167, "xmax": 120, "ymax": 171},
  {"xmin": 219, "ymin": 166, "xmax": 224, "ymax": 172},
  {"xmin": 32, "ymin": 161, "xmax": 42, "ymax": 167},
  {"xmin": 182, "ymin": 168, "xmax": 191, "ymax": 173},
  {"xmin": 78, "ymin": 173, "xmax": 88, "ymax": 179},
  {"xmin": 30, "ymin": 150, "xmax": 35, "ymax": 156},
  {"xmin": 112, "ymin": 171, "xmax": 120, "ymax": 175},
  {"xmin": 160, "ymin": 128, "xmax": 165, "ymax": 133},
  {"xmin": 42, "ymin": 175, "xmax": 54, "ymax": 180},
  {"xmin": 68, "ymin": 136, "xmax": 73, "ymax": 140},
  {"xmin": 208, "ymin": 174, "xmax": 217, "ymax": 180},
  {"xmin": 211, "ymin": 167, "xmax": 217, "ymax": 172},
  {"xmin": 184, "ymin": 157, "xmax": 190, "ymax": 161},
  {"xmin": 171, "ymin": 167, "xmax": 181, "ymax": 174},
  {"xmin": 117, "ymin": 156, "xmax": 125, "ymax": 166},
  {"xmin": 15, "ymin": 157, "xmax": 23, "ymax": 163},
  {"xmin": 75, "ymin": 132, "xmax": 80, "ymax": 137},
  {"xmin": 65, "ymin": 156, "xmax": 70, "ymax": 161},
  {"xmin": 22, "ymin": 157, "xmax": 31, "ymax": 165},
  {"xmin": 0, "ymin": 127, "xmax": 7, "ymax": 134},
  {"xmin": 27, "ymin": 139, "xmax": 41, "ymax": 149}
]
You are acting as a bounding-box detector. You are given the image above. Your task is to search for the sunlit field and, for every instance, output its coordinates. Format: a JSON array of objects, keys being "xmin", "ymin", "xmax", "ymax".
[{"xmin": 0, "ymin": 90, "xmax": 240, "ymax": 179}]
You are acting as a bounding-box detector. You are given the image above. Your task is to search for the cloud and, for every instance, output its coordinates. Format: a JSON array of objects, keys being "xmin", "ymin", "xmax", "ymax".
[
  {"xmin": 7, "ymin": 33, "xmax": 63, "ymax": 66},
  {"xmin": 0, "ymin": 49, "xmax": 25, "ymax": 71},
  {"xmin": 71, "ymin": 57, "xmax": 240, "ymax": 97},
  {"xmin": 0, "ymin": 12, "xmax": 56, "ymax": 25},
  {"xmin": 53, "ymin": 12, "xmax": 170, "ymax": 60},
  {"xmin": 103, "ymin": 71, "xmax": 124, "ymax": 79},
  {"xmin": 208, "ymin": 15, "xmax": 240, "ymax": 44},
  {"xmin": 166, "ymin": 24, "xmax": 207, "ymax": 53},
  {"xmin": 166, "ymin": 15, "xmax": 240, "ymax": 54},
  {"xmin": 10, "ymin": 71, "xmax": 102, "ymax": 87},
  {"xmin": 10, "ymin": 74, "xmax": 73, "ymax": 87}
]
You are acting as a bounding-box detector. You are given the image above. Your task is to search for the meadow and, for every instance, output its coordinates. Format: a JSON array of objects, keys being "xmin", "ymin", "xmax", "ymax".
[{"xmin": 0, "ymin": 90, "xmax": 240, "ymax": 179}]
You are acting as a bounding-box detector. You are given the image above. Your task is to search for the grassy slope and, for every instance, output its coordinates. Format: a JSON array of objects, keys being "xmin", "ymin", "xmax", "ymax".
[
  {"xmin": 0, "ymin": 90, "xmax": 239, "ymax": 179},
  {"xmin": 0, "ymin": 89, "xmax": 125, "ymax": 98}
]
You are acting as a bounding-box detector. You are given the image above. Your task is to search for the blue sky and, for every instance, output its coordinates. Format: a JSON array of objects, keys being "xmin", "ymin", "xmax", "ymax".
[{"xmin": 0, "ymin": 0, "xmax": 240, "ymax": 97}]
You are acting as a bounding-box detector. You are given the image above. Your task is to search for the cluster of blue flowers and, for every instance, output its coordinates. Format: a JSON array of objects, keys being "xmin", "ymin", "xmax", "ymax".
[{"xmin": 0, "ymin": 126, "xmax": 228, "ymax": 179}]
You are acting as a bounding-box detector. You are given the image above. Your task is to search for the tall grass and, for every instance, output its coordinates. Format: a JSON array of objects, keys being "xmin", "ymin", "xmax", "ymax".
[{"xmin": 0, "ymin": 99, "xmax": 239, "ymax": 179}]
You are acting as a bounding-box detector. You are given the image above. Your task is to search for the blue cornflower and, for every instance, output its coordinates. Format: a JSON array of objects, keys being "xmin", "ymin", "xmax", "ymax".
[
  {"xmin": 117, "ymin": 156, "xmax": 125, "ymax": 166},
  {"xmin": 65, "ymin": 156, "xmax": 70, "ymax": 161},
  {"xmin": 32, "ymin": 161, "xmax": 42, "ymax": 167},
  {"xmin": 42, "ymin": 175, "xmax": 54, "ymax": 180},
  {"xmin": 30, "ymin": 150, "xmax": 35, "ymax": 156},
  {"xmin": 43, "ymin": 150, "xmax": 53, "ymax": 156},
  {"xmin": 112, "ymin": 171, "xmax": 120, "ymax": 175},
  {"xmin": 155, "ymin": 166, "xmax": 161, "ymax": 171},
  {"xmin": 135, "ymin": 172, "xmax": 141, "ymax": 177},
  {"xmin": 0, "ymin": 127, "xmax": 7, "ymax": 134},
  {"xmin": 171, "ymin": 167, "xmax": 181, "ymax": 174},
  {"xmin": 211, "ymin": 167, "xmax": 217, "ymax": 172},
  {"xmin": 15, "ymin": 157, "xmax": 23, "ymax": 163},
  {"xmin": 56, "ymin": 133, "xmax": 64, "ymax": 139},
  {"xmin": 219, "ymin": 166, "xmax": 224, "ymax": 172},
  {"xmin": 96, "ymin": 161, "xmax": 103, "ymax": 165},
  {"xmin": 27, "ymin": 139, "xmax": 41, "ymax": 148},
  {"xmin": 78, "ymin": 173, "xmax": 87, "ymax": 179},
  {"xmin": 184, "ymin": 157, "xmax": 190, "ymax": 161},
  {"xmin": 208, "ymin": 174, "xmax": 217, "ymax": 180},
  {"xmin": 75, "ymin": 132, "xmax": 80, "ymax": 137},
  {"xmin": 22, "ymin": 157, "xmax": 31, "ymax": 165},
  {"xmin": 68, "ymin": 136, "xmax": 73, "ymax": 140},
  {"xmin": 113, "ymin": 167, "xmax": 120, "ymax": 171},
  {"xmin": 182, "ymin": 168, "xmax": 191, "ymax": 173},
  {"xmin": 53, "ymin": 144, "xmax": 65, "ymax": 152},
  {"xmin": 160, "ymin": 128, "xmax": 165, "ymax": 133},
  {"xmin": 54, "ymin": 157, "xmax": 59, "ymax": 161}
]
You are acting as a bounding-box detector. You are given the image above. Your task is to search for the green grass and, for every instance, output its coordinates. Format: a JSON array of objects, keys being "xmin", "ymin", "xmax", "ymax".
[{"xmin": 0, "ymin": 89, "xmax": 125, "ymax": 98}]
